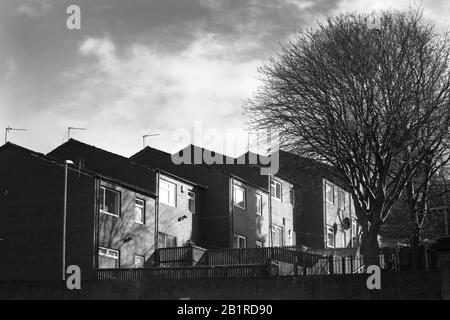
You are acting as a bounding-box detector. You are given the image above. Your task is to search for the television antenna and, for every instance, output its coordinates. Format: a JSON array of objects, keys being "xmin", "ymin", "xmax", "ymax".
[
  {"xmin": 4, "ymin": 126, "xmax": 27, "ymax": 144},
  {"xmin": 143, "ymin": 133, "xmax": 160, "ymax": 148},
  {"xmin": 67, "ymin": 127, "xmax": 87, "ymax": 140}
]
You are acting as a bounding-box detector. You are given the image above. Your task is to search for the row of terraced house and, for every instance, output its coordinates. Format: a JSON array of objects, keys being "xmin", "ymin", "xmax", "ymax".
[{"xmin": 0, "ymin": 139, "xmax": 360, "ymax": 280}]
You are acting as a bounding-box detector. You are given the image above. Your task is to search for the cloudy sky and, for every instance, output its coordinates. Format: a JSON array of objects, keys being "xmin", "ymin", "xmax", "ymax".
[{"xmin": 1, "ymin": 0, "xmax": 449, "ymax": 157}]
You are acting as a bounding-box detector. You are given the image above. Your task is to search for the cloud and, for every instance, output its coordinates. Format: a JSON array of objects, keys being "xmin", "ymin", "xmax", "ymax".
[
  {"xmin": 4, "ymin": 60, "xmax": 17, "ymax": 80},
  {"xmin": 56, "ymin": 35, "xmax": 261, "ymax": 155}
]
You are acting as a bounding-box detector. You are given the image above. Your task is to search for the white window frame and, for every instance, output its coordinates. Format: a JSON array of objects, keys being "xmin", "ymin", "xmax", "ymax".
[
  {"xmin": 271, "ymin": 224, "xmax": 284, "ymax": 247},
  {"xmin": 326, "ymin": 226, "xmax": 335, "ymax": 248},
  {"xmin": 345, "ymin": 192, "xmax": 351, "ymax": 212},
  {"xmin": 352, "ymin": 219, "xmax": 359, "ymax": 237},
  {"xmin": 338, "ymin": 189, "xmax": 345, "ymax": 209},
  {"xmin": 134, "ymin": 198, "xmax": 145, "ymax": 224},
  {"xmin": 98, "ymin": 247, "xmax": 119, "ymax": 268},
  {"xmin": 233, "ymin": 234, "xmax": 247, "ymax": 248},
  {"xmin": 159, "ymin": 179, "xmax": 177, "ymax": 207},
  {"xmin": 134, "ymin": 255, "xmax": 145, "ymax": 268},
  {"xmin": 256, "ymin": 194, "xmax": 262, "ymax": 215},
  {"xmin": 188, "ymin": 191, "xmax": 196, "ymax": 214},
  {"xmin": 158, "ymin": 232, "xmax": 177, "ymax": 248},
  {"xmin": 233, "ymin": 184, "xmax": 246, "ymax": 209},
  {"xmin": 325, "ymin": 183, "xmax": 334, "ymax": 205},
  {"xmin": 100, "ymin": 186, "xmax": 120, "ymax": 217},
  {"xmin": 271, "ymin": 180, "xmax": 282, "ymax": 201}
]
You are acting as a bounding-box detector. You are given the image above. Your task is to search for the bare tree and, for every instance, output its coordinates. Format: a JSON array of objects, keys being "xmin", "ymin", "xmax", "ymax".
[{"xmin": 245, "ymin": 9, "xmax": 450, "ymax": 259}]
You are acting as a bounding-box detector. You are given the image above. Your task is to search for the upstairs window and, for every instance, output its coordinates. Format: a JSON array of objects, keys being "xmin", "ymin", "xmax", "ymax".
[
  {"xmin": 345, "ymin": 192, "xmax": 351, "ymax": 212},
  {"xmin": 135, "ymin": 198, "xmax": 145, "ymax": 224},
  {"xmin": 271, "ymin": 180, "xmax": 282, "ymax": 201},
  {"xmin": 289, "ymin": 189, "xmax": 294, "ymax": 206},
  {"xmin": 233, "ymin": 184, "xmax": 246, "ymax": 209},
  {"xmin": 100, "ymin": 187, "xmax": 120, "ymax": 217},
  {"xmin": 159, "ymin": 179, "xmax": 176, "ymax": 207},
  {"xmin": 352, "ymin": 219, "xmax": 358, "ymax": 236},
  {"xmin": 338, "ymin": 190, "xmax": 345, "ymax": 209},
  {"xmin": 188, "ymin": 191, "xmax": 196, "ymax": 214},
  {"xmin": 256, "ymin": 194, "xmax": 262, "ymax": 215},
  {"xmin": 325, "ymin": 183, "xmax": 334, "ymax": 204}
]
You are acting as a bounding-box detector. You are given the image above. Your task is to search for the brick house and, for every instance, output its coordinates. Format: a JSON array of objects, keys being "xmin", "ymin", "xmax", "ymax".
[
  {"xmin": 0, "ymin": 143, "xmax": 97, "ymax": 280},
  {"xmin": 275, "ymin": 150, "xmax": 359, "ymax": 250},
  {"xmin": 131, "ymin": 144, "xmax": 295, "ymax": 249},
  {"xmin": 48, "ymin": 139, "xmax": 203, "ymax": 257},
  {"xmin": 0, "ymin": 140, "xmax": 206, "ymax": 280}
]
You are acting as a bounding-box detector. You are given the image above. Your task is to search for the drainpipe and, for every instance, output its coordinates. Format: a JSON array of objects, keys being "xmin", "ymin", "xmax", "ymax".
[
  {"xmin": 323, "ymin": 178, "xmax": 327, "ymax": 249},
  {"xmin": 94, "ymin": 178, "xmax": 101, "ymax": 271},
  {"xmin": 268, "ymin": 174, "xmax": 273, "ymax": 247},
  {"xmin": 230, "ymin": 177, "xmax": 234, "ymax": 247},
  {"xmin": 155, "ymin": 171, "xmax": 160, "ymax": 251},
  {"xmin": 62, "ymin": 160, "xmax": 73, "ymax": 281}
]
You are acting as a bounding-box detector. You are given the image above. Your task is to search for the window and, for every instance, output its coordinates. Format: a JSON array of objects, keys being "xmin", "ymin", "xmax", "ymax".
[
  {"xmin": 188, "ymin": 191, "xmax": 195, "ymax": 213},
  {"xmin": 272, "ymin": 225, "xmax": 284, "ymax": 247},
  {"xmin": 233, "ymin": 184, "xmax": 246, "ymax": 209},
  {"xmin": 327, "ymin": 226, "xmax": 335, "ymax": 248},
  {"xmin": 338, "ymin": 190, "xmax": 345, "ymax": 209},
  {"xmin": 289, "ymin": 189, "xmax": 294, "ymax": 206},
  {"xmin": 134, "ymin": 255, "xmax": 145, "ymax": 268},
  {"xmin": 100, "ymin": 187, "xmax": 120, "ymax": 216},
  {"xmin": 256, "ymin": 194, "xmax": 262, "ymax": 215},
  {"xmin": 325, "ymin": 183, "xmax": 334, "ymax": 204},
  {"xmin": 288, "ymin": 230, "xmax": 293, "ymax": 245},
  {"xmin": 256, "ymin": 241, "xmax": 263, "ymax": 248},
  {"xmin": 135, "ymin": 198, "xmax": 145, "ymax": 224},
  {"xmin": 159, "ymin": 179, "xmax": 176, "ymax": 207},
  {"xmin": 158, "ymin": 232, "xmax": 177, "ymax": 248},
  {"xmin": 98, "ymin": 247, "xmax": 119, "ymax": 269},
  {"xmin": 233, "ymin": 234, "xmax": 247, "ymax": 248},
  {"xmin": 271, "ymin": 180, "xmax": 282, "ymax": 201},
  {"xmin": 352, "ymin": 219, "xmax": 358, "ymax": 236},
  {"xmin": 345, "ymin": 192, "xmax": 351, "ymax": 211}
]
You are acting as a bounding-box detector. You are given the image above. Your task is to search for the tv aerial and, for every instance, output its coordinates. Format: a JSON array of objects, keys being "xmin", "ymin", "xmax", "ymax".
[{"xmin": 4, "ymin": 126, "xmax": 27, "ymax": 144}]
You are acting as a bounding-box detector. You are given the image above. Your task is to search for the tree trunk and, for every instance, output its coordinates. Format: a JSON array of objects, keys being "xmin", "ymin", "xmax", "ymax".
[
  {"xmin": 361, "ymin": 226, "xmax": 380, "ymax": 267},
  {"xmin": 411, "ymin": 224, "xmax": 420, "ymax": 270}
]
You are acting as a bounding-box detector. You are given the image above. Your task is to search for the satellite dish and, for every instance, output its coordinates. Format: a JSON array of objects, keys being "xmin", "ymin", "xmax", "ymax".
[{"xmin": 342, "ymin": 217, "xmax": 351, "ymax": 230}]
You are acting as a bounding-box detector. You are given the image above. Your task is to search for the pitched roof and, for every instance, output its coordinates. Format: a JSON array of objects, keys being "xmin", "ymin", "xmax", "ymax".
[
  {"xmin": 48, "ymin": 139, "xmax": 157, "ymax": 196},
  {"xmin": 0, "ymin": 142, "xmax": 93, "ymax": 175}
]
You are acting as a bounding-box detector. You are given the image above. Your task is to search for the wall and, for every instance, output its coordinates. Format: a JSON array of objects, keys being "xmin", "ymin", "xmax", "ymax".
[
  {"xmin": 158, "ymin": 174, "xmax": 198, "ymax": 247},
  {"xmin": 0, "ymin": 272, "xmax": 442, "ymax": 300},
  {"xmin": 323, "ymin": 178, "xmax": 356, "ymax": 249},
  {"xmin": 231, "ymin": 179, "xmax": 269, "ymax": 248},
  {"xmin": 0, "ymin": 146, "xmax": 95, "ymax": 280},
  {"xmin": 131, "ymin": 148, "xmax": 232, "ymax": 249},
  {"xmin": 270, "ymin": 177, "xmax": 295, "ymax": 246},
  {"xmin": 98, "ymin": 180, "xmax": 156, "ymax": 268},
  {"xmin": 295, "ymin": 175, "xmax": 324, "ymax": 248}
]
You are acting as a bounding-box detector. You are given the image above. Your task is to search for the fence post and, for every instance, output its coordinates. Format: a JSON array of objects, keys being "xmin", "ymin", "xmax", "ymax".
[
  {"xmin": 328, "ymin": 255, "xmax": 334, "ymax": 274},
  {"xmin": 294, "ymin": 255, "xmax": 299, "ymax": 276},
  {"xmin": 350, "ymin": 256, "xmax": 354, "ymax": 274}
]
